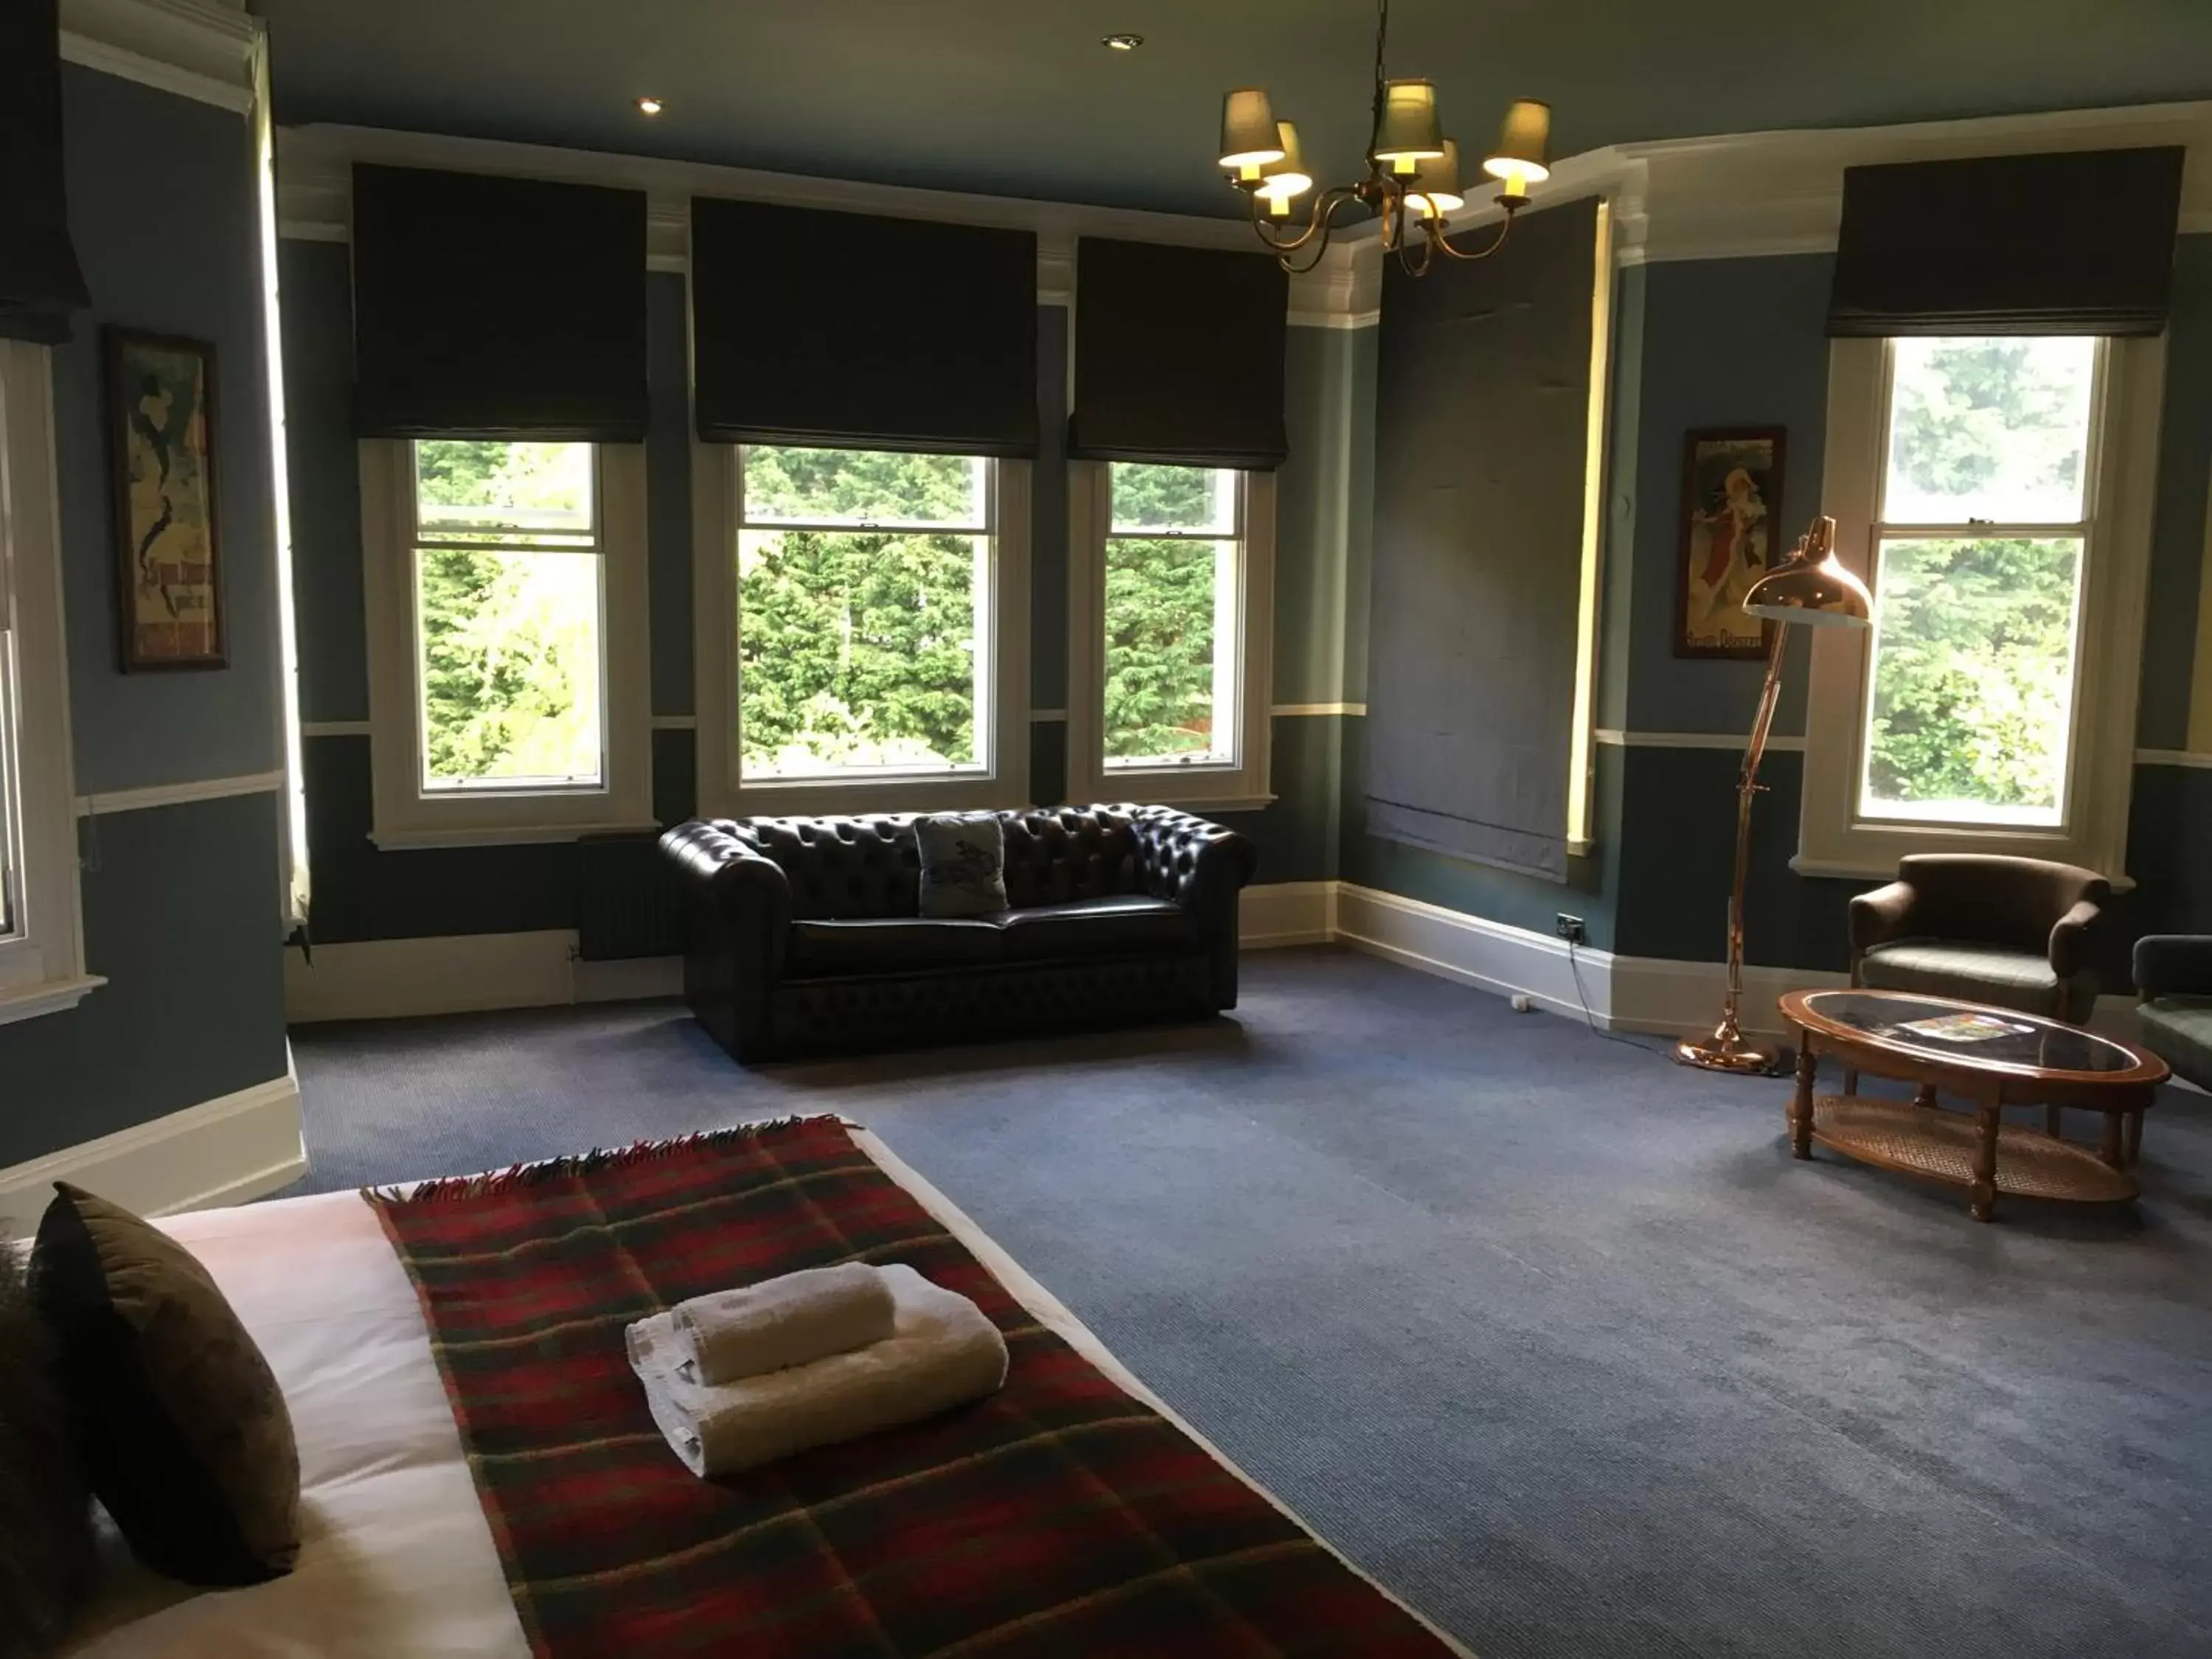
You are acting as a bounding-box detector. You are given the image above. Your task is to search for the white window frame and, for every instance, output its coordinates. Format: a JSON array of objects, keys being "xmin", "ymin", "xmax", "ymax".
[
  {"xmin": 1065, "ymin": 462, "xmax": 1276, "ymax": 811},
  {"xmin": 359, "ymin": 439, "xmax": 653, "ymax": 848},
  {"xmin": 0, "ymin": 341, "xmax": 100, "ymax": 1023},
  {"xmin": 1796, "ymin": 333, "xmax": 2166, "ymax": 881},
  {"xmin": 692, "ymin": 442, "xmax": 1032, "ymax": 817}
]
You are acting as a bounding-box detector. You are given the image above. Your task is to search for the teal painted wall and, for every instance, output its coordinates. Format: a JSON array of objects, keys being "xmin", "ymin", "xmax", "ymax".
[{"xmin": 1, "ymin": 69, "xmax": 289, "ymax": 1166}]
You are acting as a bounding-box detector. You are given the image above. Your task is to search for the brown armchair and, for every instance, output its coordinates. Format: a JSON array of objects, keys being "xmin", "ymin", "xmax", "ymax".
[{"xmin": 1848, "ymin": 854, "xmax": 2109, "ymax": 1024}]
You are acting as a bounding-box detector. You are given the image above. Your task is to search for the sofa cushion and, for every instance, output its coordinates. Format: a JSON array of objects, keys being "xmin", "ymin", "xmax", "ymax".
[
  {"xmin": 787, "ymin": 917, "xmax": 1006, "ymax": 977},
  {"xmin": 2140, "ymin": 998, "xmax": 2212, "ymax": 1091},
  {"xmin": 993, "ymin": 897, "xmax": 1195, "ymax": 961},
  {"xmin": 1858, "ymin": 939, "xmax": 2093, "ymax": 1020}
]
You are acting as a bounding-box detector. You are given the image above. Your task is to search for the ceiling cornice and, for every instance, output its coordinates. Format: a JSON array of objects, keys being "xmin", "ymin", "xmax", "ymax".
[{"xmin": 58, "ymin": 0, "xmax": 257, "ymax": 114}]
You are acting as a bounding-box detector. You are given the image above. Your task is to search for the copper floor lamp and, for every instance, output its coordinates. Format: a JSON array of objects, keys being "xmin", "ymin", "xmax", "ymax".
[{"xmin": 1676, "ymin": 515, "xmax": 1873, "ymax": 1074}]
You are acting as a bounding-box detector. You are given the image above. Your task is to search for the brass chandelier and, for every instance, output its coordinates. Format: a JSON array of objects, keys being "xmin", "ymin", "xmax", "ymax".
[{"xmin": 1217, "ymin": 0, "xmax": 1553, "ymax": 276}]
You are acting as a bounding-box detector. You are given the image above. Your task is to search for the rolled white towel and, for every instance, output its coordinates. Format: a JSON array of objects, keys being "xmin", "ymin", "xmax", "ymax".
[
  {"xmin": 664, "ymin": 1261, "xmax": 897, "ymax": 1384},
  {"xmin": 627, "ymin": 1265, "xmax": 1008, "ymax": 1478}
]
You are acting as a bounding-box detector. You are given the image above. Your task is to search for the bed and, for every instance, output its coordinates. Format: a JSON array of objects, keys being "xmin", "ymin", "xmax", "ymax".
[{"xmin": 60, "ymin": 1120, "xmax": 1467, "ymax": 1658}]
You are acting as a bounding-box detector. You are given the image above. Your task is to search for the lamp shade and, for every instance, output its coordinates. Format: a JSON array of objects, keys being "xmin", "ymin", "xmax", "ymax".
[
  {"xmin": 1742, "ymin": 516, "xmax": 1874, "ymax": 627},
  {"xmin": 1256, "ymin": 122, "xmax": 1313, "ymax": 201},
  {"xmin": 1220, "ymin": 89, "xmax": 1285, "ymax": 170},
  {"xmin": 1374, "ymin": 80, "xmax": 1445, "ymax": 165},
  {"xmin": 1481, "ymin": 99, "xmax": 1553, "ymax": 187},
  {"xmin": 1403, "ymin": 139, "xmax": 1465, "ymax": 218}
]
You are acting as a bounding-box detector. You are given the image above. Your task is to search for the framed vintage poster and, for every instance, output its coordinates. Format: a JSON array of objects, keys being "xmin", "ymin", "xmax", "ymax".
[
  {"xmin": 105, "ymin": 328, "xmax": 226, "ymax": 671},
  {"xmin": 1674, "ymin": 426, "xmax": 1785, "ymax": 660}
]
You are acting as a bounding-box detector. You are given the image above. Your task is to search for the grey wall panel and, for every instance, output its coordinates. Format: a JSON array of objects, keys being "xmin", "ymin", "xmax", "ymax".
[
  {"xmin": 652, "ymin": 726, "xmax": 696, "ymax": 828},
  {"xmin": 300, "ymin": 735, "xmax": 577, "ymax": 942},
  {"xmin": 1342, "ymin": 718, "xmax": 1621, "ymax": 949},
  {"xmin": 1340, "ymin": 325, "xmax": 1377, "ymax": 709},
  {"xmin": 1621, "ymin": 254, "xmax": 1833, "ymax": 739},
  {"xmin": 53, "ymin": 68, "xmax": 278, "ymax": 793},
  {"xmin": 1029, "ymin": 304, "xmax": 1068, "ymax": 712},
  {"xmin": 1275, "ymin": 327, "xmax": 1352, "ymax": 706},
  {"xmin": 647, "ymin": 271, "xmax": 695, "ymax": 717},
  {"xmin": 2138, "ymin": 235, "xmax": 2212, "ymax": 751},
  {"xmin": 1028, "ymin": 717, "xmax": 1067, "ymax": 807},
  {"xmin": 278, "ymin": 238, "xmax": 369, "ymax": 724},
  {"xmin": 0, "ymin": 794, "xmax": 289, "ymax": 1167},
  {"xmin": 1206, "ymin": 712, "xmax": 1340, "ymax": 886}
]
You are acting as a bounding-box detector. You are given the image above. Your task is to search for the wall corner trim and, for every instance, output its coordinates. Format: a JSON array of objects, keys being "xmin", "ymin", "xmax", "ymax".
[
  {"xmin": 59, "ymin": 0, "xmax": 260, "ymax": 113},
  {"xmin": 0, "ymin": 1060, "xmax": 306, "ymax": 1236}
]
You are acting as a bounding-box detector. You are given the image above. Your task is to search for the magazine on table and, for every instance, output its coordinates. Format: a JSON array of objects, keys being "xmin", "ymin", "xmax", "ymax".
[{"xmin": 1885, "ymin": 1012, "xmax": 2034, "ymax": 1044}]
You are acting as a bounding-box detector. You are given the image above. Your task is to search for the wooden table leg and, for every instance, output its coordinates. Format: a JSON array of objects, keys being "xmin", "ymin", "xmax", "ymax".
[
  {"xmin": 2124, "ymin": 1109, "xmax": 2143, "ymax": 1168},
  {"xmin": 1842, "ymin": 1066, "xmax": 1860, "ymax": 1096},
  {"xmin": 1916, "ymin": 1082, "xmax": 1940, "ymax": 1109},
  {"xmin": 2045, "ymin": 1104, "xmax": 2062, "ymax": 1140},
  {"xmin": 1790, "ymin": 1034, "xmax": 1817, "ymax": 1160},
  {"xmin": 2099, "ymin": 1110, "xmax": 2125, "ymax": 1170},
  {"xmin": 1971, "ymin": 1086, "xmax": 2002, "ymax": 1222}
]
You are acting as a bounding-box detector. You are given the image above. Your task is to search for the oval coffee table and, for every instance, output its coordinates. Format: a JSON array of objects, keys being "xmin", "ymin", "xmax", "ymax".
[{"xmin": 1777, "ymin": 989, "xmax": 2169, "ymax": 1222}]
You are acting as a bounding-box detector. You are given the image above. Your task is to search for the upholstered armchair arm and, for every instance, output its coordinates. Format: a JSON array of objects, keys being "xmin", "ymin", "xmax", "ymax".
[
  {"xmin": 2135, "ymin": 934, "xmax": 2212, "ymax": 998},
  {"xmin": 1848, "ymin": 880, "xmax": 1919, "ymax": 959},
  {"xmin": 1127, "ymin": 806, "xmax": 1256, "ymax": 918},
  {"xmin": 2047, "ymin": 898, "xmax": 2102, "ymax": 980},
  {"xmin": 661, "ymin": 819, "xmax": 792, "ymax": 981}
]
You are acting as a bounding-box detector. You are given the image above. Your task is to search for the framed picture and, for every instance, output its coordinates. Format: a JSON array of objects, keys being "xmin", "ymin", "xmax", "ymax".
[
  {"xmin": 105, "ymin": 327, "xmax": 226, "ymax": 671},
  {"xmin": 1674, "ymin": 426, "xmax": 1786, "ymax": 660}
]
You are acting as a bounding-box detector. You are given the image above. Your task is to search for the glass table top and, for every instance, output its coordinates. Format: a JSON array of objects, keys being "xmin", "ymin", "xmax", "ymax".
[{"xmin": 1796, "ymin": 990, "xmax": 2142, "ymax": 1074}]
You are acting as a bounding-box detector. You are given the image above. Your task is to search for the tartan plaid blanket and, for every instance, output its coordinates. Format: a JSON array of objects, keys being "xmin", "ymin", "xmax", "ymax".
[{"xmin": 368, "ymin": 1116, "xmax": 1458, "ymax": 1658}]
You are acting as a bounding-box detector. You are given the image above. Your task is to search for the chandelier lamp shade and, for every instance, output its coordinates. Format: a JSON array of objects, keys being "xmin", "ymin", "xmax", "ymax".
[{"xmin": 1215, "ymin": 1, "xmax": 1552, "ymax": 275}]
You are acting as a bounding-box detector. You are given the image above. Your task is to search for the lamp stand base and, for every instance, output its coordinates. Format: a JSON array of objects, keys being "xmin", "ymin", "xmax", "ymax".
[{"xmin": 1676, "ymin": 1015, "xmax": 1778, "ymax": 1076}]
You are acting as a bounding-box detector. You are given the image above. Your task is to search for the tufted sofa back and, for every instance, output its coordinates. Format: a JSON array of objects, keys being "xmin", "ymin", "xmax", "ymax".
[{"xmin": 714, "ymin": 807, "xmax": 1141, "ymax": 919}]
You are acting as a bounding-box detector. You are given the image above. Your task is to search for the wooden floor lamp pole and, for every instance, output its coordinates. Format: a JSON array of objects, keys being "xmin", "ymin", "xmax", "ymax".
[{"xmin": 1675, "ymin": 619, "xmax": 1790, "ymax": 1075}]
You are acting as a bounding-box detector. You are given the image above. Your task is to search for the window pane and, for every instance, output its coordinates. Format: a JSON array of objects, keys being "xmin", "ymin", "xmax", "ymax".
[
  {"xmin": 743, "ymin": 446, "xmax": 987, "ymax": 528},
  {"xmin": 416, "ymin": 441, "xmax": 594, "ymax": 542},
  {"xmin": 738, "ymin": 527, "xmax": 985, "ymax": 777},
  {"xmin": 1105, "ymin": 537, "xmax": 1233, "ymax": 766},
  {"xmin": 416, "ymin": 548, "xmax": 603, "ymax": 790},
  {"xmin": 1110, "ymin": 463, "xmax": 1236, "ymax": 535},
  {"xmin": 1882, "ymin": 338, "xmax": 2096, "ymax": 525},
  {"xmin": 1859, "ymin": 536, "xmax": 2082, "ymax": 826}
]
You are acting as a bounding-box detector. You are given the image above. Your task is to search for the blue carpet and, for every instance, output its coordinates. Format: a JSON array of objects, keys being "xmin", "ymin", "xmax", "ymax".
[{"xmin": 287, "ymin": 947, "xmax": 2212, "ymax": 1659}]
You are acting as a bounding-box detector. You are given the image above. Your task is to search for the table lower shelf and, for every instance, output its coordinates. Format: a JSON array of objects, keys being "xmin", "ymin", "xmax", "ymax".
[{"xmin": 1808, "ymin": 1095, "xmax": 2138, "ymax": 1204}]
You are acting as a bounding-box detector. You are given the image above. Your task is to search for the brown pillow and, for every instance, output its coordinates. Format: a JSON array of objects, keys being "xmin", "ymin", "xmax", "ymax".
[
  {"xmin": 30, "ymin": 1183, "xmax": 301, "ymax": 1586},
  {"xmin": 0, "ymin": 1231, "xmax": 97, "ymax": 1654}
]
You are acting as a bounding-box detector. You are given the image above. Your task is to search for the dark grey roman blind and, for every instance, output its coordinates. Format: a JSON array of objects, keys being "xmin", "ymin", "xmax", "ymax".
[
  {"xmin": 352, "ymin": 165, "xmax": 648, "ymax": 439},
  {"xmin": 691, "ymin": 199, "xmax": 1037, "ymax": 455},
  {"xmin": 0, "ymin": 0, "xmax": 89, "ymax": 344},
  {"xmin": 1827, "ymin": 147, "xmax": 2185, "ymax": 337},
  {"xmin": 1366, "ymin": 195, "xmax": 1600, "ymax": 882},
  {"xmin": 1069, "ymin": 238, "xmax": 1289, "ymax": 470}
]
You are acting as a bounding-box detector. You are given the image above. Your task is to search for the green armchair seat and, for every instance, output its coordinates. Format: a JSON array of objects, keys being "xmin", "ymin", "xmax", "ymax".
[{"xmin": 2135, "ymin": 934, "xmax": 2212, "ymax": 1091}]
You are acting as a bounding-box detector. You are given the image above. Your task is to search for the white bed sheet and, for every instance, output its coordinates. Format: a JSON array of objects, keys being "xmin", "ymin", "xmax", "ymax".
[{"xmin": 63, "ymin": 1128, "xmax": 1467, "ymax": 1658}]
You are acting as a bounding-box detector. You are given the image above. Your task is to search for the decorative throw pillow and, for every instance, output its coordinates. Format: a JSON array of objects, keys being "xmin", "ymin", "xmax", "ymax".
[
  {"xmin": 916, "ymin": 813, "xmax": 1009, "ymax": 917},
  {"xmin": 30, "ymin": 1184, "xmax": 301, "ymax": 1587},
  {"xmin": 0, "ymin": 1233, "xmax": 97, "ymax": 1656}
]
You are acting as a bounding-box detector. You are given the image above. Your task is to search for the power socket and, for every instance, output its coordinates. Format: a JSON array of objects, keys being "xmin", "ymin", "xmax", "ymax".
[{"xmin": 1554, "ymin": 914, "xmax": 1587, "ymax": 945}]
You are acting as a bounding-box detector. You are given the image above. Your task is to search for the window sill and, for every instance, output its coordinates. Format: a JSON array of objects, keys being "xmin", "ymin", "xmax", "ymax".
[
  {"xmin": 1105, "ymin": 791, "xmax": 1278, "ymax": 815},
  {"xmin": 369, "ymin": 821, "xmax": 664, "ymax": 851},
  {"xmin": 0, "ymin": 974, "xmax": 107, "ymax": 1029}
]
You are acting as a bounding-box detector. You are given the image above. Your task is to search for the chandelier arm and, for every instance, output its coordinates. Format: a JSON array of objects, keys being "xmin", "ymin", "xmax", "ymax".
[
  {"xmin": 1395, "ymin": 232, "xmax": 1433, "ymax": 279},
  {"xmin": 1248, "ymin": 184, "xmax": 1363, "ymax": 259},
  {"xmin": 1427, "ymin": 209, "xmax": 1517, "ymax": 263}
]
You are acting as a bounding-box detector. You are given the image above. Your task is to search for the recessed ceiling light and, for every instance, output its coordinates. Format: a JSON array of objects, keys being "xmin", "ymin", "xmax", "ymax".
[
  {"xmin": 636, "ymin": 95, "xmax": 664, "ymax": 116},
  {"xmin": 1101, "ymin": 33, "xmax": 1144, "ymax": 51}
]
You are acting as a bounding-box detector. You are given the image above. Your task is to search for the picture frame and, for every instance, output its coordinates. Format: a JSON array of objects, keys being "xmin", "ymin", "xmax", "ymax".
[
  {"xmin": 105, "ymin": 327, "xmax": 226, "ymax": 672},
  {"xmin": 1674, "ymin": 426, "xmax": 1786, "ymax": 661}
]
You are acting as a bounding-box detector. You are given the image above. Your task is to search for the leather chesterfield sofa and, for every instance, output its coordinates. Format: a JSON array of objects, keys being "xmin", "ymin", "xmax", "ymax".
[{"xmin": 661, "ymin": 805, "xmax": 1257, "ymax": 1063}]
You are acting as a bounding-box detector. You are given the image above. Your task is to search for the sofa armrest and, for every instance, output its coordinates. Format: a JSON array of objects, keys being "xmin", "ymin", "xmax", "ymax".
[
  {"xmin": 661, "ymin": 820, "xmax": 793, "ymax": 979},
  {"xmin": 1848, "ymin": 880, "xmax": 1919, "ymax": 959},
  {"xmin": 1127, "ymin": 806, "xmax": 1256, "ymax": 917},
  {"xmin": 2047, "ymin": 897, "xmax": 2102, "ymax": 980},
  {"xmin": 2134, "ymin": 934, "xmax": 2212, "ymax": 999}
]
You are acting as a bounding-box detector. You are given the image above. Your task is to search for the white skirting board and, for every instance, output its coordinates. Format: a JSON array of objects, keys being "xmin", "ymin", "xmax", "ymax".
[
  {"xmin": 0, "ymin": 1062, "xmax": 307, "ymax": 1236},
  {"xmin": 285, "ymin": 931, "xmax": 684, "ymax": 1023},
  {"xmin": 282, "ymin": 890, "xmax": 2158, "ymax": 1048}
]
